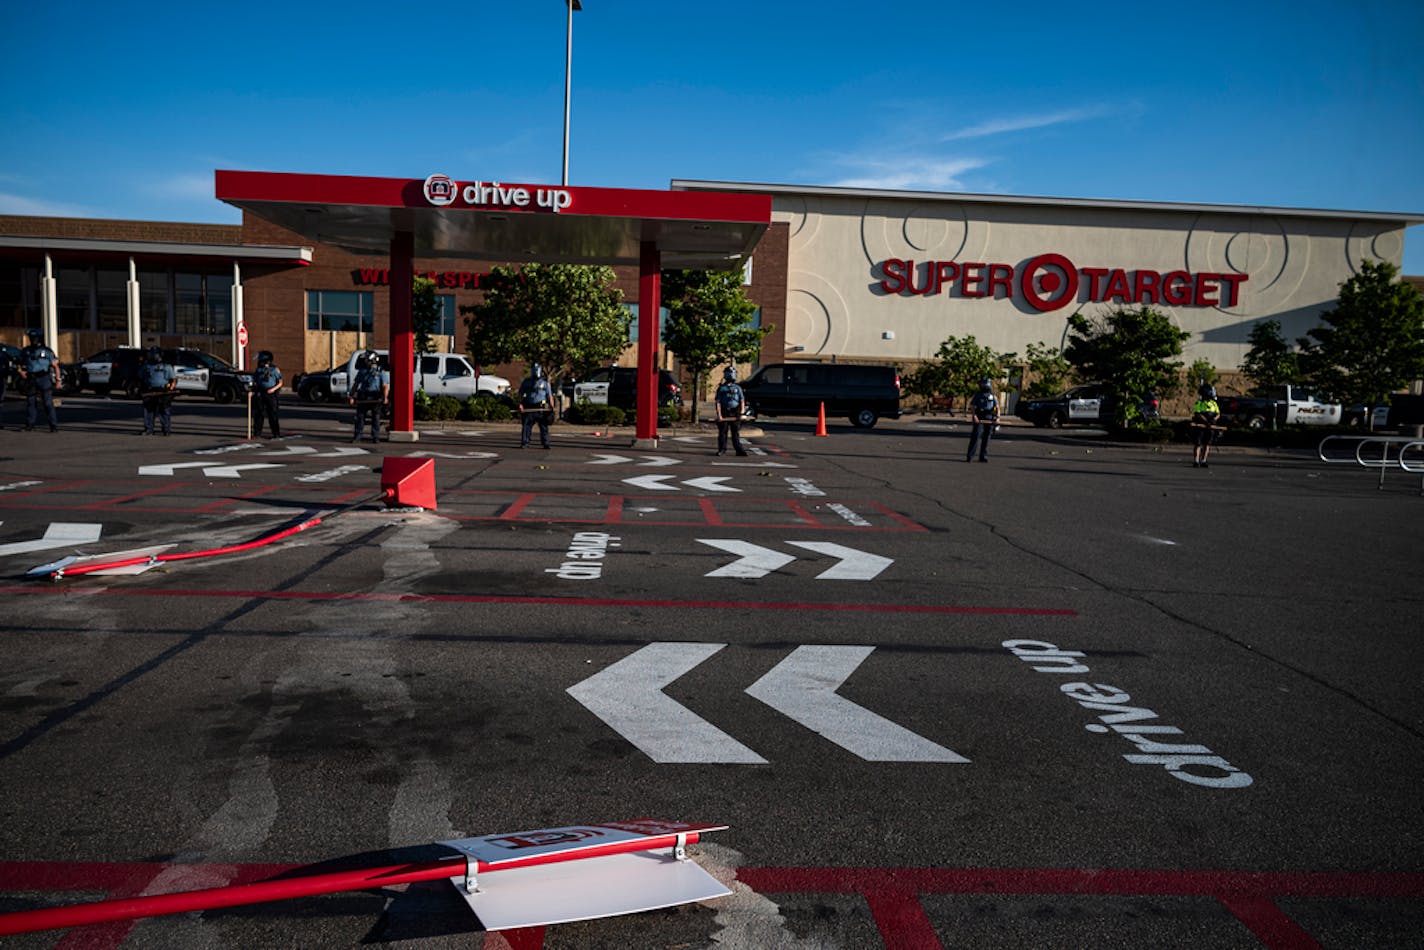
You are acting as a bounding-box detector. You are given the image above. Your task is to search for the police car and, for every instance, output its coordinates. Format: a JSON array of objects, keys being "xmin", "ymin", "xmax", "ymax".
[
  {"xmin": 1015, "ymin": 383, "xmax": 1160, "ymax": 428},
  {"xmin": 81, "ymin": 347, "xmax": 252, "ymax": 402}
]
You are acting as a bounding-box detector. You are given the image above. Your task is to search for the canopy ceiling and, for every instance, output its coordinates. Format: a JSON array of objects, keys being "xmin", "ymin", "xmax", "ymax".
[{"xmin": 216, "ymin": 170, "xmax": 770, "ymax": 270}]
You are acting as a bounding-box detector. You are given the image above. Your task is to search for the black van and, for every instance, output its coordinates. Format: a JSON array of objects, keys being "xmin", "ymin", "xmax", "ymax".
[{"xmin": 741, "ymin": 363, "xmax": 901, "ymax": 428}]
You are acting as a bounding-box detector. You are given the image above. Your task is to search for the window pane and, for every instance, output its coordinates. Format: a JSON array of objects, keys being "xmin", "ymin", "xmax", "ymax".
[
  {"xmin": 57, "ymin": 267, "xmax": 92, "ymax": 330},
  {"xmin": 0, "ymin": 264, "xmax": 41, "ymax": 329},
  {"xmin": 175, "ymin": 273, "xmax": 204, "ymax": 334},
  {"xmin": 206, "ymin": 274, "xmax": 233, "ymax": 335},
  {"xmin": 96, "ymin": 269, "xmax": 128, "ymax": 331},
  {"xmin": 307, "ymin": 290, "xmax": 372, "ymax": 332},
  {"xmin": 139, "ymin": 270, "xmax": 169, "ymax": 333}
]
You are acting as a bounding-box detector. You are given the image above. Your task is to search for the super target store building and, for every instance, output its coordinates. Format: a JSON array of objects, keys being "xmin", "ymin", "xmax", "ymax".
[{"xmin": 1, "ymin": 170, "xmax": 1419, "ymax": 427}]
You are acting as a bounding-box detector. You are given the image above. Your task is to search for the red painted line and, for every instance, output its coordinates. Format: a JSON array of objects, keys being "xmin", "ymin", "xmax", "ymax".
[
  {"xmin": 0, "ymin": 585, "xmax": 1078, "ymax": 616},
  {"xmin": 76, "ymin": 484, "xmax": 184, "ymax": 509},
  {"xmin": 6, "ymin": 861, "xmax": 1423, "ymax": 948},
  {"xmin": 871, "ymin": 502, "xmax": 930, "ymax": 531},
  {"xmin": 603, "ymin": 494, "xmax": 623, "ymax": 523},
  {"xmin": 863, "ymin": 888, "xmax": 942, "ymax": 950},
  {"xmin": 193, "ymin": 484, "xmax": 283, "ymax": 512},
  {"xmin": 500, "ymin": 493, "xmax": 537, "ymax": 520},
  {"xmin": 1218, "ymin": 895, "xmax": 1321, "ymax": 950},
  {"xmin": 786, "ymin": 501, "xmax": 821, "ymax": 526},
  {"xmin": 697, "ymin": 497, "xmax": 723, "ymax": 525}
]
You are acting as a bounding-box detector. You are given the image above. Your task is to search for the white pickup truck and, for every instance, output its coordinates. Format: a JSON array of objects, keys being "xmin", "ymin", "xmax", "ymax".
[
  {"xmin": 1217, "ymin": 384, "xmax": 1342, "ymax": 429},
  {"xmin": 329, "ymin": 350, "xmax": 510, "ymax": 400}
]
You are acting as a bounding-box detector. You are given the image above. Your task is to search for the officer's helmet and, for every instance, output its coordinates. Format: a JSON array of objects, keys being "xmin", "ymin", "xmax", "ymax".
[
  {"xmin": 364, "ymin": 350, "xmax": 380, "ymax": 368},
  {"xmin": 979, "ymin": 377, "xmax": 993, "ymax": 393},
  {"xmin": 27, "ymin": 328, "xmax": 42, "ymax": 342},
  {"xmin": 723, "ymin": 366, "xmax": 736, "ymax": 381},
  {"xmin": 1199, "ymin": 384, "xmax": 1216, "ymax": 400},
  {"xmin": 147, "ymin": 346, "xmax": 162, "ymax": 362},
  {"xmin": 531, "ymin": 363, "xmax": 544, "ymax": 380},
  {"xmin": 257, "ymin": 350, "xmax": 273, "ymax": 366}
]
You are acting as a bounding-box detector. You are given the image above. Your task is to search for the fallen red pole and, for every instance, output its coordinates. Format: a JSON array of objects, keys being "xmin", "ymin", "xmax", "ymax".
[
  {"xmin": 0, "ymin": 831, "xmax": 704, "ymax": 936},
  {"xmin": 49, "ymin": 516, "xmax": 324, "ymax": 580}
]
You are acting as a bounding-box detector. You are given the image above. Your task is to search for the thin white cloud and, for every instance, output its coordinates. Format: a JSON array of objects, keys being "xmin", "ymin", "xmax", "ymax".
[
  {"xmin": 830, "ymin": 156, "xmax": 990, "ymax": 191},
  {"xmin": 140, "ymin": 173, "xmax": 215, "ymax": 202},
  {"xmin": 940, "ymin": 105, "xmax": 1112, "ymax": 142},
  {"xmin": 0, "ymin": 192, "xmax": 91, "ymax": 217}
]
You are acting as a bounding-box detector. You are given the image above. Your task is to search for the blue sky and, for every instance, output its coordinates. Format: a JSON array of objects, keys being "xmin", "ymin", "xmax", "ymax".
[{"xmin": 3, "ymin": 0, "xmax": 1422, "ymax": 272}]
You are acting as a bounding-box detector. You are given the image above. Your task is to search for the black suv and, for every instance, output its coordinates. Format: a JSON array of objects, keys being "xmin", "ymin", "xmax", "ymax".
[
  {"xmin": 87, "ymin": 346, "xmax": 253, "ymax": 403},
  {"xmin": 566, "ymin": 367, "xmax": 682, "ymax": 411},
  {"xmin": 741, "ymin": 363, "xmax": 901, "ymax": 428}
]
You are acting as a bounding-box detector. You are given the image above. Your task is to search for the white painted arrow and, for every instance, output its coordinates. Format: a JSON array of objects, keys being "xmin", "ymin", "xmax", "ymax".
[
  {"xmin": 0, "ymin": 481, "xmax": 43, "ymax": 492},
  {"xmin": 590, "ymin": 453, "xmax": 682, "ymax": 467},
  {"xmin": 567, "ymin": 642, "xmax": 765, "ymax": 764},
  {"xmin": 698, "ymin": 540, "xmax": 892, "ymax": 580},
  {"xmin": 698, "ymin": 539, "xmax": 797, "ymax": 578},
  {"xmin": 623, "ymin": 474, "xmax": 680, "ymax": 491},
  {"xmin": 200, "ymin": 463, "xmax": 284, "ymax": 478},
  {"xmin": 403, "ymin": 451, "xmax": 500, "ymax": 459},
  {"xmin": 0, "ymin": 522, "xmax": 103, "ymax": 557},
  {"xmin": 745, "ymin": 646, "xmax": 967, "ymax": 762},
  {"xmin": 253, "ymin": 445, "xmax": 367, "ymax": 457},
  {"xmin": 138, "ymin": 462, "xmax": 213, "ymax": 476},
  {"xmin": 297, "ymin": 465, "xmax": 369, "ymax": 483},
  {"xmin": 194, "ymin": 443, "xmax": 261, "ymax": 455},
  {"xmin": 786, "ymin": 541, "xmax": 893, "ymax": 580},
  {"xmin": 682, "ymin": 476, "xmax": 738, "ymax": 492}
]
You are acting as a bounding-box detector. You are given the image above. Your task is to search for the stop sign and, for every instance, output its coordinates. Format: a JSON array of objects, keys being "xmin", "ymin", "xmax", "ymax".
[{"xmin": 237, "ymin": 324, "xmax": 249, "ymax": 346}]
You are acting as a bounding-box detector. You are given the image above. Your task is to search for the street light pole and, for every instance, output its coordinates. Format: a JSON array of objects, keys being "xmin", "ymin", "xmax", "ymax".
[{"xmin": 562, "ymin": 1, "xmax": 582, "ymax": 186}]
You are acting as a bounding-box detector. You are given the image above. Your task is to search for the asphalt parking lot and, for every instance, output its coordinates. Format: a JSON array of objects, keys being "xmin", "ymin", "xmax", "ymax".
[{"xmin": 1, "ymin": 394, "xmax": 1421, "ymax": 948}]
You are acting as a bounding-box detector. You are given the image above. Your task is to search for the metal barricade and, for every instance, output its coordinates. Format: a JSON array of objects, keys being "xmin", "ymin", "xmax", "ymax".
[{"xmin": 1318, "ymin": 435, "xmax": 1424, "ymax": 493}]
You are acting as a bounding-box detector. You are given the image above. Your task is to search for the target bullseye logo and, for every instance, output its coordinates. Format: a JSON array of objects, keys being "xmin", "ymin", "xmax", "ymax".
[
  {"xmin": 423, "ymin": 174, "xmax": 458, "ymax": 207},
  {"xmin": 1019, "ymin": 253, "xmax": 1079, "ymax": 312}
]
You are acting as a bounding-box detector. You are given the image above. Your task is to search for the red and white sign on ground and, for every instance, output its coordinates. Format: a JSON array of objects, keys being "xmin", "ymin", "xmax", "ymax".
[{"xmin": 440, "ymin": 820, "xmax": 729, "ymax": 931}]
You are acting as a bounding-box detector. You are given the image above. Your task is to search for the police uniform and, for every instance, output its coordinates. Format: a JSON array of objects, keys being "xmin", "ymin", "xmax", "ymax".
[
  {"xmin": 966, "ymin": 381, "xmax": 999, "ymax": 462},
  {"xmin": 714, "ymin": 369, "xmax": 747, "ymax": 456},
  {"xmin": 139, "ymin": 349, "xmax": 177, "ymax": 435},
  {"xmin": 518, "ymin": 365, "xmax": 552, "ymax": 449},
  {"xmin": 350, "ymin": 355, "xmax": 388, "ymax": 442},
  {"xmin": 20, "ymin": 332, "xmax": 60, "ymax": 432},
  {"xmin": 252, "ymin": 353, "xmax": 283, "ymax": 438},
  {"xmin": 1191, "ymin": 386, "xmax": 1221, "ymax": 468}
]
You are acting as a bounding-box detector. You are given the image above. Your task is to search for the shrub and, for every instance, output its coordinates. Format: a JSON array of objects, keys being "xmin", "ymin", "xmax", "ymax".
[
  {"xmin": 565, "ymin": 402, "xmax": 625, "ymax": 426},
  {"xmin": 460, "ymin": 395, "xmax": 514, "ymax": 421},
  {"xmin": 426, "ymin": 395, "xmax": 462, "ymax": 420}
]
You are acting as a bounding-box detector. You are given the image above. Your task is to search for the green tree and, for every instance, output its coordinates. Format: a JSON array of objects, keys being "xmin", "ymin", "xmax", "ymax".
[
  {"xmin": 1298, "ymin": 260, "xmax": 1424, "ymax": 421},
  {"xmin": 1239, "ymin": 319, "xmax": 1300, "ymax": 391},
  {"xmin": 461, "ymin": 263, "xmax": 630, "ymax": 395},
  {"xmin": 661, "ymin": 268, "xmax": 770, "ymax": 422},
  {"xmin": 1188, "ymin": 357, "xmax": 1218, "ymax": 390},
  {"xmin": 1022, "ymin": 341, "xmax": 1073, "ymax": 397},
  {"xmin": 911, "ymin": 334, "xmax": 1005, "ymax": 412},
  {"xmin": 412, "ymin": 275, "xmax": 441, "ymax": 359},
  {"xmin": 1065, "ymin": 306, "xmax": 1188, "ymax": 428}
]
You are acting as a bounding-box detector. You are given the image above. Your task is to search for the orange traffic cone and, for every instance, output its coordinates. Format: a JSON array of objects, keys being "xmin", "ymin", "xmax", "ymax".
[{"xmin": 814, "ymin": 402, "xmax": 828, "ymax": 436}]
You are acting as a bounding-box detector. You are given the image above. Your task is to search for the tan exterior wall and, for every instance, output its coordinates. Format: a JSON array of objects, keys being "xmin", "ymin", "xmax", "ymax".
[{"xmin": 772, "ymin": 194, "xmax": 1409, "ymax": 372}]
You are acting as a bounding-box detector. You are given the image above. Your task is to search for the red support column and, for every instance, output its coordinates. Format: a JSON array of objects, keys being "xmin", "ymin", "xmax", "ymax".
[
  {"xmin": 636, "ymin": 241, "xmax": 661, "ymax": 443},
  {"xmin": 389, "ymin": 230, "xmax": 415, "ymax": 439}
]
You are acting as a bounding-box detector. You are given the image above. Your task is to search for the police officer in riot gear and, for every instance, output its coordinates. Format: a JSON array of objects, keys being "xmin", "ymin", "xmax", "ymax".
[
  {"xmin": 966, "ymin": 377, "xmax": 999, "ymax": 462},
  {"xmin": 139, "ymin": 346, "xmax": 177, "ymax": 436},
  {"xmin": 713, "ymin": 365, "xmax": 748, "ymax": 456},
  {"xmin": 349, "ymin": 350, "xmax": 389, "ymax": 443},
  {"xmin": 1191, "ymin": 383, "xmax": 1222, "ymax": 468},
  {"xmin": 251, "ymin": 350, "xmax": 284, "ymax": 438},
  {"xmin": 518, "ymin": 362, "xmax": 552, "ymax": 449},
  {"xmin": 18, "ymin": 328, "xmax": 61, "ymax": 432}
]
